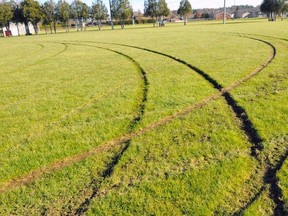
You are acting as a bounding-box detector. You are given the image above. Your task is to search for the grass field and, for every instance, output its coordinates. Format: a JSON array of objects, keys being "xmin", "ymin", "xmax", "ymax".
[{"xmin": 0, "ymin": 19, "xmax": 287, "ymax": 215}]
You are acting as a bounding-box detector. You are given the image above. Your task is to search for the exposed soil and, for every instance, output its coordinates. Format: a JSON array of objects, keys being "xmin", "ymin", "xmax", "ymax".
[{"xmin": 0, "ymin": 35, "xmax": 280, "ymax": 216}]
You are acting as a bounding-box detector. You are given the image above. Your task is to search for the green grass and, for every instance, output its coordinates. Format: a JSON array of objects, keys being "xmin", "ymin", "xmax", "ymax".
[{"xmin": 0, "ymin": 19, "xmax": 287, "ymax": 215}]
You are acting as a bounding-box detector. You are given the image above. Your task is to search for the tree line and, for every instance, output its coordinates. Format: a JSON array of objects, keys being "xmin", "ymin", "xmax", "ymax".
[
  {"xmin": 0, "ymin": 0, "xmax": 192, "ymax": 36},
  {"xmin": 260, "ymin": 0, "xmax": 288, "ymax": 21}
]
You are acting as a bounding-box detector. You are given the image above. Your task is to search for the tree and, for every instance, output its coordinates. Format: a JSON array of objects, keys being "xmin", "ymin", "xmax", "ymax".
[
  {"xmin": 70, "ymin": 0, "xmax": 89, "ymax": 31},
  {"xmin": 260, "ymin": 0, "xmax": 282, "ymax": 21},
  {"xmin": 144, "ymin": 0, "xmax": 169, "ymax": 27},
  {"xmin": 157, "ymin": 0, "xmax": 169, "ymax": 26},
  {"xmin": 41, "ymin": 5, "xmax": 50, "ymax": 33},
  {"xmin": 177, "ymin": 0, "xmax": 192, "ymax": 25},
  {"xmin": 280, "ymin": 0, "xmax": 288, "ymax": 20},
  {"xmin": 110, "ymin": 0, "xmax": 132, "ymax": 29},
  {"xmin": 110, "ymin": 0, "xmax": 120, "ymax": 21},
  {"xmin": 117, "ymin": 0, "xmax": 133, "ymax": 29},
  {"xmin": 21, "ymin": 0, "xmax": 42, "ymax": 34},
  {"xmin": 42, "ymin": 0, "xmax": 56, "ymax": 34},
  {"xmin": 56, "ymin": 0, "xmax": 70, "ymax": 32},
  {"xmin": 0, "ymin": 1, "xmax": 13, "ymax": 37},
  {"xmin": 144, "ymin": 0, "xmax": 158, "ymax": 27},
  {"xmin": 11, "ymin": 3, "xmax": 24, "ymax": 36},
  {"xmin": 92, "ymin": 0, "xmax": 108, "ymax": 30},
  {"xmin": 234, "ymin": 6, "xmax": 242, "ymax": 19}
]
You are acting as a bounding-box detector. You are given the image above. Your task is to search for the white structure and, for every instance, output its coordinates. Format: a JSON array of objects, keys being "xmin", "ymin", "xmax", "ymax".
[{"xmin": 2, "ymin": 22, "xmax": 35, "ymax": 37}]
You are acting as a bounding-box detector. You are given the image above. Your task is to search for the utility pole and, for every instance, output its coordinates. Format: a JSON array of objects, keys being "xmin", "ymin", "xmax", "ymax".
[
  {"xmin": 109, "ymin": 0, "xmax": 114, "ymax": 30},
  {"xmin": 223, "ymin": 0, "xmax": 226, "ymax": 24}
]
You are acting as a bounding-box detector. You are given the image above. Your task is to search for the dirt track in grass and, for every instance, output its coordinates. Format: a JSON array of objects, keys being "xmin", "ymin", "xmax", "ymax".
[{"xmin": 0, "ymin": 35, "xmax": 275, "ymax": 197}]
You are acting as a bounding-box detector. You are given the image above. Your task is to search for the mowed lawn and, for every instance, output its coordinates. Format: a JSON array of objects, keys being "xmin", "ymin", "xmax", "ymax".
[{"xmin": 0, "ymin": 20, "xmax": 287, "ymax": 215}]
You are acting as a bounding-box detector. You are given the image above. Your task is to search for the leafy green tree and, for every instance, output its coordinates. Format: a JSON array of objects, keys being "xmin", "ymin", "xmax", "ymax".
[
  {"xmin": 260, "ymin": 0, "xmax": 282, "ymax": 21},
  {"xmin": 92, "ymin": 0, "xmax": 108, "ymax": 30},
  {"xmin": 110, "ymin": 0, "xmax": 132, "ymax": 29},
  {"xmin": 0, "ymin": 1, "xmax": 13, "ymax": 37},
  {"xmin": 118, "ymin": 0, "xmax": 133, "ymax": 29},
  {"xmin": 144, "ymin": 0, "xmax": 158, "ymax": 26},
  {"xmin": 41, "ymin": 5, "xmax": 50, "ymax": 33},
  {"xmin": 42, "ymin": 0, "xmax": 56, "ymax": 34},
  {"xmin": 56, "ymin": 0, "xmax": 70, "ymax": 32},
  {"xmin": 177, "ymin": 0, "xmax": 192, "ymax": 25},
  {"xmin": 21, "ymin": 0, "xmax": 42, "ymax": 34},
  {"xmin": 11, "ymin": 3, "xmax": 24, "ymax": 36},
  {"xmin": 70, "ymin": 0, "xmax": 89, "ymax": 31},
  {"xmin": 157, "ymin": 0, "xmax": 169, "ymax": 26},
  {"xmin": 280, "ymin": 0, "xmax": 288, "ymax": 20},
  {"xmin": 234, "ymin": 6, "xmax": 242, "ymax": 19},
  {"xmin": 144, "ymin": 0, "xmax": 169, "ymax": 27},
  {"xmin": 110, "ymin": 0, "xmax": 119, "ymax": 21}
]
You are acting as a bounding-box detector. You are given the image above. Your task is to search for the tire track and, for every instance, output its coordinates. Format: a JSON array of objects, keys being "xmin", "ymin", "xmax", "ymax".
[
  {"xmin": 0, "ymin": 44, "xmax": 147, "ymax": 196},
  {"xmin": 265, "ymin": 149, "xmax": 288, "ymax": 215},
  {"xmin": 0, "ymin": 36, "xmax": 275, "ymax": 206},
  {"xmin": 0, "ymin": 43, "xmax": 69, "ymax": 110},
  {"xmin": 76, "ymin": 37, "xmax": 276, "ymax": 213},
  {"xmin": 57, "ymin": 43, "xmax": 148, "ymax": 215},
  {"xmin": 36, "ymin": 43, "xmax": 45, "ymax": 50},
  {"xmin": 0, "ymin": 42, "xmax": 132, "ymax": 163},
  {"xmin": 2, "ymin": 43, "xmax": 68, "ymax": 76},
  {"xmin": 232, "ymin": 32, "xmax": 288, "ymax": 43},
  {"xmin": 0, "ymin": 43, "xmax": 44, "ymax": 76},
  {"xmin": 64, "ymin": 37, "xmax": 286, "ymax": 215},
  {"xmin": 233, "ymin": 146, "xmax": 288, "ymax": 216},
  {"xmin": 0, "ymin": 38, "xmax": 274, "ymax": 194},
  {"xmin": 87, "ymin": 37, "xmax": 275, "ymax": 159},
  {"xmin": 100, "ymin": 36, "xmax": 287, "ymax": 215},
  {"xmin": 0, "ymin": 43, "xmax": 135, "ymax": 155},
  {"xmin": 222, "ymin": 33, "xmax": 288, "ymax": 216},
  {"xmin": 0, "ymin": 82, "xmax": 127, "ymax": 155}
]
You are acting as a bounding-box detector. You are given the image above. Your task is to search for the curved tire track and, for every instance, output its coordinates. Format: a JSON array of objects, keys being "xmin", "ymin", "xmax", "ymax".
[
  {"xmin": 0, "ymin": 43, "xmax": 69, "ymax": 110},
  {"xmin": 105, "ymin": 36, "xmax": 288, "ymax": 216},
  {"xmin": 228, "ymin": 33, "xmax": 288, "ymax": 215},
  {"xmin": 2, "ymin": 43, "xmax": 68, "ymax": 76},
  {"xmin": 0, "ymin": 83, "xmax": 127, "ymax": 156},
  {"xmin": 77, "ymin": 37, "xmax": 277, "ymax": 214},
  {"xmin": 0, "ymin": 36, "xmax": 275, "ymax": 212},
  {"xmin": 89, "ymin": 37, "xmax": 275, "ymax": 158},
  {"xmin": 58, "ymin": 42, "xmax": 149, "ymax": 215},
  {"xmin": 0, "ymin": 43, "xmax": 45, "ymax": 77}
]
